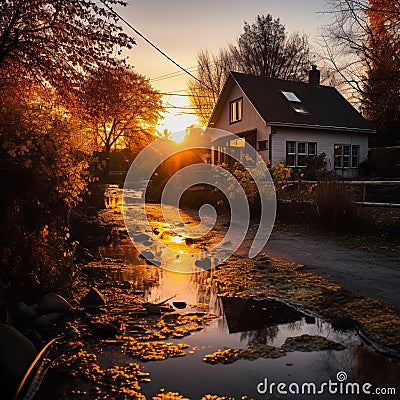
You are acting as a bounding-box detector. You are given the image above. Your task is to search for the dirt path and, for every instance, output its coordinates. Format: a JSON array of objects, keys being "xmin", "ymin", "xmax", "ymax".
[{"xmin": 261, "ymin": 228, "xmax": 400, "ymax": 309}]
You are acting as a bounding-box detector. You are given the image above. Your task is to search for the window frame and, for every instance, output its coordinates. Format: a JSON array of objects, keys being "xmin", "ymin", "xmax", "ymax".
[
  {"xmin": 334, "ymin": 144, "xmax": 361, "ymax": 169},
  {"xmin": 229, "ymin": 97, "xmax": 243, "ymax": 124},
  {"xmin": 258, "ymin": 140, "xmax": 268, "ymax": 151},
  {"xmin": 286, "ymin": 141, "xmax": 317, "ymax": 168},
  {"xmin": 351, "ymin": 145, "xmax": 360, "ymax": 168}
]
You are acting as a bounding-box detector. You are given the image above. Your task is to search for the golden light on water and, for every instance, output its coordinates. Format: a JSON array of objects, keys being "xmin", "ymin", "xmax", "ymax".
[{"xmin": 171, "ymin": 235, "xmax": 184, "ymax": 244}]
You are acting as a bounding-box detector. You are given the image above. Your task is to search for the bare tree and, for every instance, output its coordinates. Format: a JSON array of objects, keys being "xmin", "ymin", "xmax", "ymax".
[
  {"xmin": 321, "ymin": 0, "xmax": 400, "ymax": 144},
  {"xmin": 230, "ymin": 15, "xmax": 310, "ymax": 80},
  {"xmin": 188, "ymin": 14, "xmax": 311, "ymax": 125},
  {"xmin": 187, "ymin": 49, "xmax": 235, "ymax": 125}
]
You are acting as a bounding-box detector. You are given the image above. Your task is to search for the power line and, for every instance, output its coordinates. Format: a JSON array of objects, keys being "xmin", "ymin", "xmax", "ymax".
[
  {"xmin": 150, "ymin": 66, "xmax": 197, "ymax": 82},
  {"xmin": 160, "ymin": 92, "xmax": 214, "ymax": 98},
  {"xmin": 165, "ymin": 103, "xmax": 213, "ymax": 110},
  {"xmin": 165, "ymin": 89, "xmax": 189, "ymax": 93},
  {"xmin": 98, "ymin": 0, "xmax": 216, "ymax": 93}
]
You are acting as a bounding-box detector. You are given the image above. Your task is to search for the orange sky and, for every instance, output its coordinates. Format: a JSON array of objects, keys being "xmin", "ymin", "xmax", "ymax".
[{"xmin": 115, "ymin": 0, "xmax": 328, "ymax": 132}]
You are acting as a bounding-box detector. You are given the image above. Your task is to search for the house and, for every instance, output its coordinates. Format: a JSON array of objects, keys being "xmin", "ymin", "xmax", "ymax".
[{"xmin": 207, "ymin": 67, "xmax": 375, "ymax": 177}]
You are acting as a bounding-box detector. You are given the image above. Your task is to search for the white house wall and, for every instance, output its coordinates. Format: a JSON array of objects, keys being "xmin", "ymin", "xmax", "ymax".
[
  {"xmin": 211, "ymin": 81, "xmax": 369, "ymax": 178},
  {"xmin": 212, "ymin": 84, "xmax": 269, "ymax": 141},
  {"xmin": 271, "ymin": 127, "xmax": 368, "ymax": 178}
]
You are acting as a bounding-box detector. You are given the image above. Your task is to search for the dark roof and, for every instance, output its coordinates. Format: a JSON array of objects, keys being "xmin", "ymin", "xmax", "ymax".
[{"xmin": 209, "ymin": 71, "xmax": 375, "ymax": 133}]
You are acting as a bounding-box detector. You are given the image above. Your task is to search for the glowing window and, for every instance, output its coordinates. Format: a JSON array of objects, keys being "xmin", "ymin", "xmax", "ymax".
[{"xmin": 229, "ymin": 98, "xmax": 243, "ymax": 123}]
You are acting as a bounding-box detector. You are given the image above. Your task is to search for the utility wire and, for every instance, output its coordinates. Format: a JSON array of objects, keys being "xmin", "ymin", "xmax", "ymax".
[
  {"xmin": 165, "ymin": 105, "xmax": 214, "ymax": 110},
  {"xmin": 150, "ymin": 66, "xmax": 197, "ymax": 82},
  {"xmin": 98, "ymin": 0, "xmax": 216, "ymax": 94},
  {"xmin": 160, "ymin": 92, "xmax": 214, "ymax": 98}
]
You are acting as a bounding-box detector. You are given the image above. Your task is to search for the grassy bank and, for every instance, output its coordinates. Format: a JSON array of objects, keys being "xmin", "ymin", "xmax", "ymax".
[{"xmin": 213, "ymin": 256, "xmax": 400, "ymax": 355}]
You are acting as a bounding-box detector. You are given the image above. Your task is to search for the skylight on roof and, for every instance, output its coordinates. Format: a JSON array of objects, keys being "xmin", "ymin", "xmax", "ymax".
[
  {"xmin": 281, "ymin": 91, "xmax": 301, "ymax": 103},
  {"xmin": 281, "ymin": 90, "xmax": 309, "ymax": 114},
  {"xmin": 291, "ymin": 103, "xmax": 308, "ymax": 114}
]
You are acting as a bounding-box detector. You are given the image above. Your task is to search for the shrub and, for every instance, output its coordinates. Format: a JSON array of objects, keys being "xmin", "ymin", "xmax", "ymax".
[
  {"xmin": 0, "ymin": 101, "xmax": 90, "ymax": 293},
  {"xmin": 314, "ymin": 176, "xmax": 358, "ymax": 230}
]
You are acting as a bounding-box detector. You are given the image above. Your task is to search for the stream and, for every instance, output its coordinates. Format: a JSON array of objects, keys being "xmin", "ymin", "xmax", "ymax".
[{"xmin": 93, "ymin": 186, "xmax": 400, "ymax": 399}]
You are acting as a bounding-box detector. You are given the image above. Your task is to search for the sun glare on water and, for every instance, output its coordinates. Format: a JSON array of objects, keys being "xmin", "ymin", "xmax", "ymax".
[{"xmin": 171, "ymin": 236, "xmax": 184, "ymax": 244}]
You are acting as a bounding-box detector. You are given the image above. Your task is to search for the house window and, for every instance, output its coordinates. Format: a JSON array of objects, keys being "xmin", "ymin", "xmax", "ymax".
[
  {"xmin": 334, "ymin": 144, "xmax": 360, "ymax": 168},
  {"xmin": 308, "ymin": 142, "xmax": 317, "ymax": 156},
  {"xmin": 229, "ymin": 98, "xmax": 243, "ymax": 123},
  {"xmin": 352, "ymin": 146, "xmax": 360, "ymax": 168},
  {"xmin": 258, "ymin": 140, "xmax": 268, "ymax": 151},
  {"xmin": 286, "ymin": 141, "xmax": 317, "ymax": 167},
  {"xmin": 286, "ymin": 141, "xmax": 296, "ymax": 167},
  {"xmin": 297, "ymin": 142, "xmax": 307, "ymax": 167},
  {"xmin": 281, "ymin": 91, "xmax": 309, "ymax": 114},
  {"xmin": 229, "ymin": 137, "xmax": 246, "ymax": 162}
]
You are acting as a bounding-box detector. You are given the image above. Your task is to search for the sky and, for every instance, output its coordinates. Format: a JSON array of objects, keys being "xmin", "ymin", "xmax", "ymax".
[{"xmin": 115, "ymin": 0, "xmax": 330, "ymax": 133}]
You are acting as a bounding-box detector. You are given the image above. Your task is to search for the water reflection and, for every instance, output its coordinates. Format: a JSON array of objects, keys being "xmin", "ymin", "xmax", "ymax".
[
  {"xmin": 96, "ymin": 237, "xmax": 400, "ymax": 399},
  {"xmin": 221, "ymin": 297, "xmax": 305, "ymax": 334},
  {"xmin": 102, "ymin": 186, "xmax": 399, "ymax": 399}
]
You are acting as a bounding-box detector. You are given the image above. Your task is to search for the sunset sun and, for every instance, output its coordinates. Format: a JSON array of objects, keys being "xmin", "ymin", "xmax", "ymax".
[{"xmin": 168, "ymin": 130, "xmax": 186, "ymax": 143}]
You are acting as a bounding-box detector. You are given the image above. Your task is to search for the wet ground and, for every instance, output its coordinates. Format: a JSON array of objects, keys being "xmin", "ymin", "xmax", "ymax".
[
  {"xmin": 264, "ymin": 229, "xmax": 400, "ymax": 309},
  {"xmin": 36, "ymin": 258, "xmax": 400, "ymax": 399},
  {"xmin": 34, "ymin": 187, "xmax": 400, "ymax": 399}
]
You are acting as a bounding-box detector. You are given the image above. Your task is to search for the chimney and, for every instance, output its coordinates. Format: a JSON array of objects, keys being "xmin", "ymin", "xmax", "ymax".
[{"xmin": 309, "ymin": 65, "xmax": 320, "ymax": 86}]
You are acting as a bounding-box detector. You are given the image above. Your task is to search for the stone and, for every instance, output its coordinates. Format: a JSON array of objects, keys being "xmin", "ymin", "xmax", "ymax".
[
  {"xmin": 81, "ymin": 287, "xmax": 106, "ymax": 307},
  {"xmin": 0, "ymin": 323, "xmax": 37, "ymax": 398},
  {"xmin": 138, "ymin": 251, "xmax": 154, "ymax": 260},
  {"xmin": 34, "ymin": 313, "xmax": 65, "ymax": 326},
  {"xmin": 12, "ymin": 302, "xmax": 38, "ymax": 328},
  {"xmin": 89, "ymin": 322, "xmax": 120, "ymax": 338},
  {"xmin": 133, "ymin": 234, "xmax": 151, "ymax": 243},
  {"xmin": 120, "ymin": 280, "xmax": 132, "ymax": 289},
  {"xmin": 84, "ymin": 305, "xmax": 106, "ymax": 315},
  {"xmin": 143, "ymin": 303, "xmax": 161, "ymax": 316},
  {"xmin": 37, "ymin": 292, "xmax": 73, "ymax": 314},
  {"xmin": 195, "ymin": 257, "xmax": 211, "ymax": 270},
  {"xmin": 145, "ymin": 259, "xmax": 161, "ymax": 267},
  {"xmin": 173, "ymin": 302, "xmax": 187, "ymax": 309},
  {"xmin": 130, "ymin": 310, "xmax": 149, "ymax": 318}
]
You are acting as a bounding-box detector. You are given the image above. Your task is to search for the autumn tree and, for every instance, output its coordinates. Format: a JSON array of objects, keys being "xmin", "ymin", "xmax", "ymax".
[
  {"xmin": 188, "ymin": 14, "xmax": 311, "ymax": 125},
  {"xmin": 0, "ymin": 97, "xmax": 91, "ymax": 290},
  {"xmin": 364, "ymin": 0, "xmax": 400, "ymax": 145},
  {"xmin": 0, "ymin": 0, "xmax": 135, "ymax": 90},
  {"xmin": 322, "ymin": 0, "xmax": 400, "ymax": 145},
  {"xmin": 0, "ymin": 1, "xmax": 138, "ymax": 291},
  {"xmin": 74, "ymin": 63, "xmax": 164, "ymax": 155}
]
